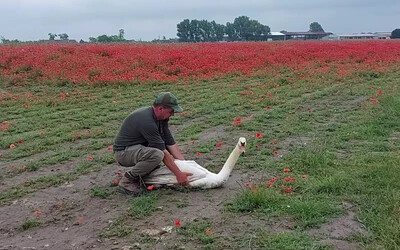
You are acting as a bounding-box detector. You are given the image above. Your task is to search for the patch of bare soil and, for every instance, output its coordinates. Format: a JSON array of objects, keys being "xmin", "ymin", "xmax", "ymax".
[{"xmin": 307, "ymin": 202, "xmax": 368, "ymax": 250}]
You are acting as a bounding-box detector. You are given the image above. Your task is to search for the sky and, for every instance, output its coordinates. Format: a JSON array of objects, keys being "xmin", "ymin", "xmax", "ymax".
[{"xmin": 1, "ymin": 0, "xmax": 398, "ymax": 41}]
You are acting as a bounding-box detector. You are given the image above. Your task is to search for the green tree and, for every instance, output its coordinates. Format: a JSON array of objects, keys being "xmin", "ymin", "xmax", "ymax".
[
  {"xmin": 89, "ymin": 37, "xmax": 97, "ymax": 42},
  {"xmin": 119, "ymin": 29, "xmax": 125, "ymax": 40},
  {"xmin": 48, "ymin": 33, "xmax": 57, "ymax": 40},
  {"xmin": 391, "ymin": 29, "xmax": 400, "ymax": 39},
  {"xmin": 177, "ymin": 19, "xmax": 191, "ymax": 42},
  {"xmin": 309, "ymin": 22, "xmax": 324, "ymax": 32},
  {"xmin": 226, "ymin": 16, "xmax": 270, "ymax": 41},
  {"xmin": 58, "ymin": 33, "xmax": 69, "ymax": 40}
]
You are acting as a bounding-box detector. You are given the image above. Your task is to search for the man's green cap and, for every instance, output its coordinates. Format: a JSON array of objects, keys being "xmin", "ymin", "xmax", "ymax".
[{"xmin": 153, "ymin": 92, "xmax": 183, "ymax": 113}]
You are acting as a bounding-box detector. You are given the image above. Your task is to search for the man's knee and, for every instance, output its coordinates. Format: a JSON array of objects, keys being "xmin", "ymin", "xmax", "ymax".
[{"xmin": 150, "ymin": 148, "xmax": 164, "ymax": 164}]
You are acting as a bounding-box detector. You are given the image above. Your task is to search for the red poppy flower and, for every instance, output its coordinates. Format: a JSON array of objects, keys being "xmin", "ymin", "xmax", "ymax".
[
  {"xmin": 97, "ymin": 129, "xmax": 102, "ymax": 134},
  {"xmin": 18, "ymin": 140, "xmax": 23, "ymax": 144},
  {"xmin": 291, "ymin": 177, "xmax": 296, "ymax": 181},
  {"xmin": 255, "ymin": 132, "xmax": 263, "ymax": 139},
  {"xmin": 174, "ymin": 219, "xmax": 181, "ymax": 227},
  {"xmin": 39, "ymin": 131, "xmax": 45, "ymax": 135},
  {"xmin": 233, "ymin": 117, "xmax": 242, "ymax": 126},
  {"xmin": 245, "ymin": 183, "xmax": 249, "ymax": 187},
  {"xmin": 79, "ymin": 217, "xmax": 84, "ymax": 222},
  {"xmin": 34, "ymin": 211, "xmax": 42, "ymax": 215},
  {"xmin": 370, "ymin": 98, "xmax": 379, "ymax": 104},
  {"xmin": 266, "ymin": 182, "xmax": 272, "ymax": 187},
  {"xmin": 10, "ymin": 144, "xmax": 16, "ymax": 149},
  {"xmin": 284, "ymin": 177, "xmax": 291, "ymax": 182},
  {"xmin": 370, "ymin": 86, "xmax": 375, "ymax": 89},
  {"xmin": 376, "ymin": 89, "xmax": 382, "ymax": 97},
  {"xmin": 273, "ymin": 150, "xmax": 279, "ymax": 156},
  {"xmin": 216, "ymin": 142, "xmax": 223, "ymax": 147},
  {"xmin": 87, "ymin": 156, "xmax": 93, "ymax": 161},
  {"xmin": 205, "ymin": 230, "xmax": 213, "ymax": 235},
  {"xmin": 266, "ymin": 106, "xmax": 271, "ymax": 110},
  {"xmin": 196, "ymin": 152, "xmax": 201, "ymax": 156},
  {"xmin": 285, "ymin": 187, "xmax": 293, "ymax": 193},
  {"xmin": 107, "ymin": 146, "xmax": 113, "ymax": 151},
  {"xmin": 24, "ymin": 181, "xmax": 29, "ymax": 185},
  {"xmin": 283, "ymin": 168, "xmax": 290, "ymax": 173},
  {"xmin": 113, "ymin": 179, "xmax": 119, "ymax": 185},
  {"xmin": 147, "ymin": 185, "xmax": 154, "ymax": 191},
  {"xmin": 302, "ymin": 175, "xmax": 307, "ymax": 179}
]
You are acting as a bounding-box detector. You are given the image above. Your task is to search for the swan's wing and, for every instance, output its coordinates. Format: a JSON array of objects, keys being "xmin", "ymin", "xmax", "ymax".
[
  {"xmin": 144, "ymin": 160, "xmax": 209, "ymax": 185},
  {"xmin": 175, "ymin": 160, "xmax": 212, "ymax": 177}
]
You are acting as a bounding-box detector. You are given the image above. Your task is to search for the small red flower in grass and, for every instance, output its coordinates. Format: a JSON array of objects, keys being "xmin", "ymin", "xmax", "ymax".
[
  {"xmin": 376, "ymin": 89, "xmax": 382, "ymax": 97},
  {"xmin": 283, "ymin": 168, "xmax": 291, "ymax": 173},
  {"xmin": 147, "ymin": 185, "xmax": 154, "ymax": 191},
  {"xmin": 60, "ymin": 93, "xmax": 67, "ymax": 101},
  {"xmin": 39, "ymin": 131, "xmax": 45, "ymax": 135},
  {"xmin": 370, "ymin": 98, "xmax": 379, "ymax": 104},
  {"xmin": 18, "ymin": 140, "xmax": 23, "ymax": 144},
  {"xmin": 284, "ymin": 187, "xmax": 293, "ymax": 194},
  {"xmin": 196, "ymin": 152, "xmax": 201, "ymax": 156},
  {"xmin": 174, "ymin": 219, "xmax": 181, "ymax": 227},
  {"xmin": 97, "ymin": 129, "xmax": 102, "ymax": 134},
  {"xmin": 113, "ymin": 179, "xmax": 119, "ymax": 185},
  {"xmin": 24, "ymin": 181, "xmax": 29, "ymax": 185},
  {"xmin": 233, "ymin": 117, "xmax": 242, "ymax": 126},
  {"xmin": 266, "ymin": 182, "xmax": 272, "ymax": 187},
  {"xmin": 216, "ymin": 142, "xmax": 223, "ymax": 148},
  {"xmin": 266, "ymin": 106, "xmax": 271, "ymax": 110},
  {"xmin": 79, "ymin": 217, "xmax": 84, "ymax": 222},
  {"xmin": 291, "ymin": 177, "xmax": 296, "ymax": 181},
  {"xmin": 87, "ymin": 156, "xmax": 93, "ymax": 161},
  {"xmin": 245, "ymin": 183, "xmax": 249, "ymax": 187},
  {"xmin": 302, "ymin": 175, "xmax": 307, "ymax": 179},
  {"xmin": 370, "ymin": 86, "xmax": 375, "ymax": 89},
  {"xmin": 87, "ymin": 129, "xmax": 91, "ymax": 134},
  {"xmin": 273, "ymin": 150, "xmax": 279, "ymax": 156},
  {"xmin": 284, "ymin": 177, "xmax": 291, "ymax": 182},
  {"xmin": 255, "ymin": 145, "xmax": 259, "ymax": 149},
  {"xmin": 255, "ymin": 132, "xmax": 263, "ymax": 139},
  {"xmin": 34, "ymin": 211, "xmax": 42, "ymax": 215},
  {"xmin": 205, "ymin": 229, "xmax": 213, "ymax": 235},
  {"xmin": 107, "ymin": 146, "xmax": 113, "ymax": 151},
  {"xmin": 10, "ymin": 144, "xmax": 16, "ymax": 149}
]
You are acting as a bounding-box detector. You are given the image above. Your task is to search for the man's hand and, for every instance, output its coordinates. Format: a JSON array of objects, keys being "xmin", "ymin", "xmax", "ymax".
[{"xmin": 176, "ymin": 172, "xmax": 193, "ymax": 185}]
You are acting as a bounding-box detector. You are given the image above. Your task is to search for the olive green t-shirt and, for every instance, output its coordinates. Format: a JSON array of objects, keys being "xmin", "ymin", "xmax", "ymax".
[{"xmin": 114, "ymin": 107, "xmax": 175, "ymax": 151}]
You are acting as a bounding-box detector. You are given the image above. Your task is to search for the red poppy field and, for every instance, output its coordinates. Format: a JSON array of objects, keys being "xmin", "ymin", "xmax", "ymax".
[{"xmin": 1, "ymin": 41, "xmax": 400, "ymax": 249}]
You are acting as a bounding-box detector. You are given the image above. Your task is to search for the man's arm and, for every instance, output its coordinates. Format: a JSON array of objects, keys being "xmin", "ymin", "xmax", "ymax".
[
  {"xmin": 162, "ymin": 149, "xmax": 192, "ymax": 185},
  {"xmin": 166, "ymin": 144, "xmax": 185, "ymax": 160}
]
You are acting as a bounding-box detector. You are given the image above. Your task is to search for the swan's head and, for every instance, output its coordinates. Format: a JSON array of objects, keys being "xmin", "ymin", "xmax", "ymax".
[{"xmin": 238, "ymin": 137, "xmax": 246, "ymax": 154}]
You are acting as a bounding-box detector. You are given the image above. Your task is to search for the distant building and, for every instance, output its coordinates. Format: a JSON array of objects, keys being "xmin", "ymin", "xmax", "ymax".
[
  {"xmin": 337, "ymin": 32, "xmax": 391, "ymax": 40},
  {"xmin": 281, "ymin": 31, "xmax": 332, "ymax": 40},
  {"xmin": 267, "ymin": 32, "xmax": 286, "ymax": 41}
]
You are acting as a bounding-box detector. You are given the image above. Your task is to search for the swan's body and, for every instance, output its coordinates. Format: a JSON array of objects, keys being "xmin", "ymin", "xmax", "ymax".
[{"xmin": 143, "ymin": 137, "xmax": 246, "ymax": 189}]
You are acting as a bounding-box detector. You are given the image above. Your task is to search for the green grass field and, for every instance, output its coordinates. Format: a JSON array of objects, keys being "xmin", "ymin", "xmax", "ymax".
[{"xmin": 1, "ymin": 66, "xmax": 399, "ymax": 249}]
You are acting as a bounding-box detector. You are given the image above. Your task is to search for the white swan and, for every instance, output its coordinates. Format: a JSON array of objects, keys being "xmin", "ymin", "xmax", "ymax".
[{"xmin": 143, "ymin": 137, "xmax": 246, "ymax": 189}]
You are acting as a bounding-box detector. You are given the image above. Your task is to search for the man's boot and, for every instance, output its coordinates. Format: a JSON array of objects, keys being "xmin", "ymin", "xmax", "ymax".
[{"xmin": 118, "ymin": 172, "xmax": 144, "ymax": 195}]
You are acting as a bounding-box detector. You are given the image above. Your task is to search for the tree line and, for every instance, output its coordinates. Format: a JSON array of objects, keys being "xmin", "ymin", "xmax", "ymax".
[{"xmin": 177, "ymin": 16, "xmax": 271, "ymax": 42}]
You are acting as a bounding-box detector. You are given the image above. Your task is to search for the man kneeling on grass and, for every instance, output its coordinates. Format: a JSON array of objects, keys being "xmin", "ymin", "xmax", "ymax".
[{"xmin": 113, "ymin": 92, "xmax": 192, "ymax": 195}]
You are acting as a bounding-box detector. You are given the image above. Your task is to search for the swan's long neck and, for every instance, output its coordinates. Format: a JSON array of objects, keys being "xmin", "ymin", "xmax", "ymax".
[{"xmin": 216, "ymin": 145, "xmax": 241, "ymax": 182}]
